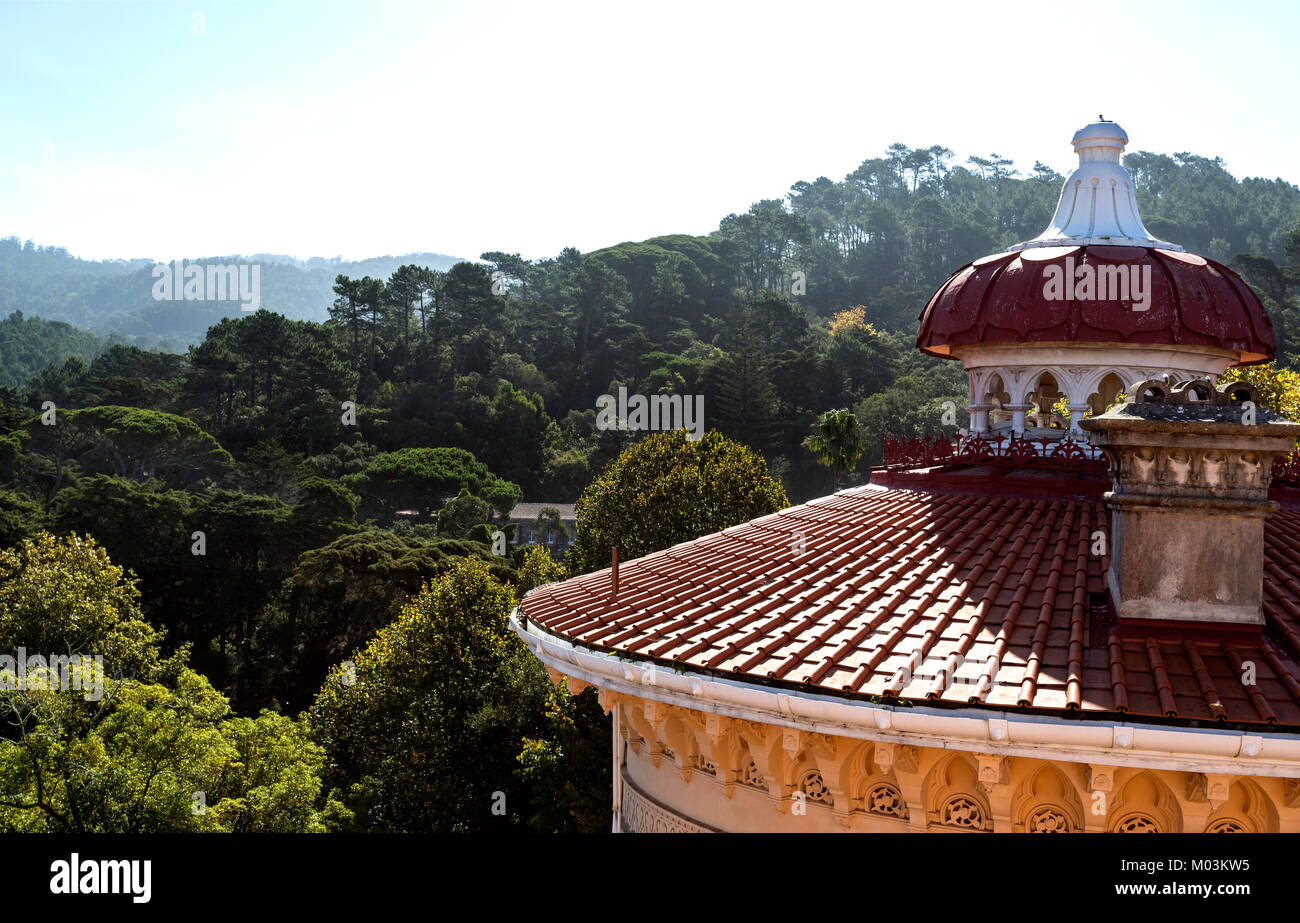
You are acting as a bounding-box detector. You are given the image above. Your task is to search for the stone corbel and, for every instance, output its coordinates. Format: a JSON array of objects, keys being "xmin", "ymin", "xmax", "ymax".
[
  {"xmin": 644, "ymin": 702, "xmax": 675, "ymax": 767},
  {"xmin": 1085, "ymin": 764, "xmax": 1115, "ymax": 794},
  {"xmin": 975, "ymin": 753, "xmax": 1010, "ymax": 793},
  {"xmin": 1183, "ymin": 772, "xmax": 1227, "ymax": 828},
  {"xmin": 704, "ymin": 713, "xmax": 728, "ymax": 746},
  {"xmin": 1204, "ymin": 774, "xmax": 1233, "ymax": 812},
  {"xmin": 623, "ymin": 703, "xmax": 660, "ymax": 765},
  {"xmin": 806, "ymin": 732, "xmax": 839, "ymax": 761},
  {"xmin": 737, "ymin": 720, "xmax": 774, "ymax": 748},
  {"xmin": 873, "ymin": 742, "xmax": 918, "ymax": 777},
  {"xmin": 643, "ymin": 700, "xmax": 669, "ymax": 733},
  {"xmin": 701, "ymin": 719, "xmax": 740, "ymax": 799},
  {"xmin": 778, "ymin": 729, "xmax": 805, "ymax": 787},
  {"xmin": 781, "ymin": 727, "xmax": 802, "ymax": 760},
  {"xmin": 719, "ymin": 760, "xmax": 737, "ymax": 801}
]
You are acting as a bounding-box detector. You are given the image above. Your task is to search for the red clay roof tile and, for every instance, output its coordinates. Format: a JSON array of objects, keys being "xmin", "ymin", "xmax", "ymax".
[{"xmin": 520, "ymin": 475, "xmax": 1300, "ymax": 730}]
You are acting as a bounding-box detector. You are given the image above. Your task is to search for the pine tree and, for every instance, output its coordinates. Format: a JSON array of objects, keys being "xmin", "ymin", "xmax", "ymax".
[{"xmin": 713, "ymin": 315, "xmax": 780, "ymax": 455}]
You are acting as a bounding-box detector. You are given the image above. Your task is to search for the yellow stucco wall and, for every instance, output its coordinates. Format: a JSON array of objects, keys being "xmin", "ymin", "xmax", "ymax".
[{"xmin": 608, "ymin": 694, "xmax": 1300, "ymax": 833}]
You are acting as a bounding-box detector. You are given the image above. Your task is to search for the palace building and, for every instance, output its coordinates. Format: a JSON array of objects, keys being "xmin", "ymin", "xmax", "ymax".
[{"xmin": 512, "ymin": 121, "xmax": 1300, "ymax": 833}]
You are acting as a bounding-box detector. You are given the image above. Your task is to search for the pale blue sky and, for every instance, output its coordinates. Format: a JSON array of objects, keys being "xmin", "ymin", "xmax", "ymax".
[{"xmin": 2, "ymin": 0, "xmax": 1297, "ymax": 263}]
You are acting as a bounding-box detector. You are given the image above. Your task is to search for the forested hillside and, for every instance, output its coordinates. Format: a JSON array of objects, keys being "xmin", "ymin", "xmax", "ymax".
[
  {"xmin": 0, "ymin": 310, "xmax": 102, "ymax": 388},
  {"xmin": 10, "ymin": 142, "xmax": 1300, "ymax": 503}
]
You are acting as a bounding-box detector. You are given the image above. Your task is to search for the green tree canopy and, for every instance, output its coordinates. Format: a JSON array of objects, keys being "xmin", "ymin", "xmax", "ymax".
[
  {"xmin": 566, "ymin": 430, "xmax": 789, "ymax": 573},
  {"xmin": 0, "ymin": 533, "xmax": 346, "ymax": 832},
  {"xmin": 435, "ymin": 488, "xmax": 492, "ymax": 539},
  {"xmin": 342, "ymin": 446, "xmax": 518, "ymax": 521},
  {"xmin": 266, "ymin": 529, "xmax": 513, "ymax": 712},
  {"xmin": 17, "ymin": 405, "xmax": 233, "ymax": 491},
  {"xmin": 310, "ymin": 557, "xmax": 576, "ymax": 831}
]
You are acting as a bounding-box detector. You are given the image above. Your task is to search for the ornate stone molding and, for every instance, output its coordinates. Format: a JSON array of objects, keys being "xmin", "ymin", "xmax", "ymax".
[
  {"xmin": 620, "ymin": 772, "xmax": 718, "ymax": 833},
  {"xmin": 1112, "ymin": 444, "xmax": 1276, "ymax": 497}
]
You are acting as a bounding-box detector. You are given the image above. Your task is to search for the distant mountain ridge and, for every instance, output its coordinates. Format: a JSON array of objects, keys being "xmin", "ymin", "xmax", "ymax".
[
  {"xmin": 5, "ymin": 142, "xmax": 1299, "ymax": 357},
  {"xmin": 0, "ymin": 239, "xmax": 466, "ymax": 350}
]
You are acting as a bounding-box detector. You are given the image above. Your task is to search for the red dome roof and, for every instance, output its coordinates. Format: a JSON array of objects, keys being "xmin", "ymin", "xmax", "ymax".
[{"xmin": 915, "ymin": 244, "xmax": 1275, "ymax": 364}]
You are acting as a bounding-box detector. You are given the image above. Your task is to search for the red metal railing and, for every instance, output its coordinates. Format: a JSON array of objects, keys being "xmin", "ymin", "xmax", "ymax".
[
  {"xmin": 882, "ymin": 436, "xmax": 1300, "ymax": 486},
  {"xmin": 1273, "ymin": 450, "xmax": 1300, "ymax": 486},
  {"xmin": 883, "ymin": 436, "xmax": 1300, "ymax": 484},
  {"xmin": 881, "ymin": 433, "xmax": 1105, "ymax": 472}
]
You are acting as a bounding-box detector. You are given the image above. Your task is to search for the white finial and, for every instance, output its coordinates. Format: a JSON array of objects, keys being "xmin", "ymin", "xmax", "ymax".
[{"xmin": 1011, "ymin": 120, "xmax": 1182, "ymax": 252}]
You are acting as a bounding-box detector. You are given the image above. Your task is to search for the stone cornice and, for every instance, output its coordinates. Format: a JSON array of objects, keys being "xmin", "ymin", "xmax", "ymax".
[{"xmin": 511, "ymin": 609, "xmax": 1300, "ymax": 779}]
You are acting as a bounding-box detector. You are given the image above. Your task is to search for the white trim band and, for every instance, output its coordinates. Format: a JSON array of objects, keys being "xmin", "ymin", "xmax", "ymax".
[{"xmin": 512, "ymin": 609, "xmax": 1300, "ymax": 778}]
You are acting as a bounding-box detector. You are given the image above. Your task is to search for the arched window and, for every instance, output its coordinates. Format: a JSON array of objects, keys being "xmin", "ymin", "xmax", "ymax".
[
  {"xmin": 1106, "ymin": 771, "xmax": 1181, "ymax": 833},
  {"xmin": 1201, "ymin": 778, "xmax": 1277, "ymax": 833},
  {"xmin": 924, "ymin": 755, "xmax": 993, "ymax": 831},
  {"xmin": 1087, "ymin": 372, "xmax": 1125, "ymax": 417},
  {"xmin": 1012, "ymin": 764, "xmax": 1084, "ymax": 833}
]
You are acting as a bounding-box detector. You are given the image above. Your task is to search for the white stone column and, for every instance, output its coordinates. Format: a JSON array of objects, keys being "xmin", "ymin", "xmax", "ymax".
[
  {"xmin": 1005, "ymin": 403, "xmax": 1032, "ymax": 435},
  {"xmin": 967, "ymin": 402, "xmax": 992, "ymax": 434},
  {"xmin": 1066, "ymin": 403, "xmax": 1090, "ymax": 436}
]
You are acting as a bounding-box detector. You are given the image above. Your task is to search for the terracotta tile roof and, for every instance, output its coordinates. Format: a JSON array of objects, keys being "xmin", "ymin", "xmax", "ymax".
[{"xmin": 520, "ymin": 472, "xmax": 1300, "ymax": 729}]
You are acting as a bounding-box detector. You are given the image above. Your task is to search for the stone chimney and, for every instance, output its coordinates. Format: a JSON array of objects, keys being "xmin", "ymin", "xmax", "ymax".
[{"xmin": 1080, "ymin": 378, "xmax": 1300, "ymax": 625}]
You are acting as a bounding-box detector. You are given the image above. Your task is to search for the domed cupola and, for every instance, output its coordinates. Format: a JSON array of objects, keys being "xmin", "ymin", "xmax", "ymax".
[{"xmin": 915, "ymin": 119, "xmax": 1276, "ymax": 438}]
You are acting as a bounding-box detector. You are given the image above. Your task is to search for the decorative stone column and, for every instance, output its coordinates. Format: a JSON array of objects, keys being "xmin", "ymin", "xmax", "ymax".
[
  {"xmin": 1005, "ymin": 403, "xmax": 1033, "ymax": 435},
  {"xmin": 1065, "ymin": 403, "xmax": 1091, "ymax": 436},
  {"xmin": 1081, "ymin": 378, "xmax": 1300, "ymax": 625},
  {"xmin": 968, "ymin": 402, "xmax": 992, "ymax": 434}
]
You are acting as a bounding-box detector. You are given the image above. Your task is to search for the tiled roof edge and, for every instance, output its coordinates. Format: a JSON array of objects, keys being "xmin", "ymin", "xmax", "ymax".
[{"xmin": 512, "ymin": 608, "xmax": 1300, "ymax": 777}]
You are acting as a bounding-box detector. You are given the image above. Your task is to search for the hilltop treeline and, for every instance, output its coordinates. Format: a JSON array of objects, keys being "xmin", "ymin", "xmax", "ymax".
[{"xmin": 10, "ymin": 143, "xmax": 1300, "ymax": 506}]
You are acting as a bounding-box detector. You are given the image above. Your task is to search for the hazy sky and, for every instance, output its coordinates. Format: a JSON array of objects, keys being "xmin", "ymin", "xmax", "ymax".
[{"xmin": 2, "ymin": 0, "xmax": 1297, "ymax": 263}]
